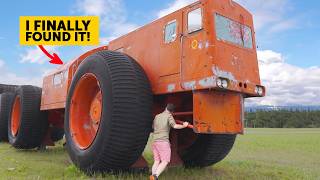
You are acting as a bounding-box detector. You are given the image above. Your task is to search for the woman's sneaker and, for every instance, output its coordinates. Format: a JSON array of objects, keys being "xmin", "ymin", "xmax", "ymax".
[{"xmin": 149, "ymin": 174, "xmax": 158, "ymax": 180}]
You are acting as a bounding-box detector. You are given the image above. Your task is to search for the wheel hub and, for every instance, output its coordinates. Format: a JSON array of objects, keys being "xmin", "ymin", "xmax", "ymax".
[
  {"xmin": 69, "ymin": 73, "xmax": 103, "ymax": 150},
  {"xmin": 90, "ymin": 91, "xmax": 102, "ymax": 126}
]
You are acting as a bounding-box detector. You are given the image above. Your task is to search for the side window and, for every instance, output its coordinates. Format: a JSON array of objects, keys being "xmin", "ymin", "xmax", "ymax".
[
  {"xmin": 215, "ymin": 13, "xmax": 253, "ymax": 49},
  {"xmin": 164, "ymin": 20, "xmax": 177, "ymax": 43},
  {"xmin": 53, "ymin": 72, "xmax": 63, "ymax": 86},
  {"xmin": 188, "ymin": 8, "xmax": 202, "ymax": 33}
]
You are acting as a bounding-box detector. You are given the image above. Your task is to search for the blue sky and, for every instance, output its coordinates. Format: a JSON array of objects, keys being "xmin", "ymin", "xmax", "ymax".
[{"xmin": 0, "ymin": 0, "xmax": 319, "ymax": 105}]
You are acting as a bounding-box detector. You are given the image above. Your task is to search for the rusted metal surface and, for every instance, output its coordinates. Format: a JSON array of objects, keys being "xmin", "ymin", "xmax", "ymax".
[{"xmin": 193, "ymin": 91, "xmax": 243, "ymax": 134}]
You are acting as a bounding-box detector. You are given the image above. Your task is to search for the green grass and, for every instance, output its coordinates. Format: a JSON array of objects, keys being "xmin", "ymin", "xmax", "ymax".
[{"xmin": 0, "ymin": 128, "xmax": 319, "ymax": 180}]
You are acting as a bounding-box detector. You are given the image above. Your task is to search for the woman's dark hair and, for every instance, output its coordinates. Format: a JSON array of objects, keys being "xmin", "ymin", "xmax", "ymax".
[{"xmin": 166, "ymin": 103, "xmax": 175, "ymax": 112}]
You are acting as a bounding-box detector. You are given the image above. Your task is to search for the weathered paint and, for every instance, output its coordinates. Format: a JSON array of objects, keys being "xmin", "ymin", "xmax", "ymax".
[
  {"xmin": 231, "ymin": 54, "xmax": 239, "ymax": 66},
  {"xmin": 198, "ymin": 76, "xmax": 216, "ymax": 88},
  {"xmin": 205, "ymin": 41, "xmax": 210, "ymax": 48},
  {"xmin": 183, "ymin": 81, "xmax": 197, "ymax": 90},
  {"xmin": 167, "ymin": 83, "xmax": 176, "ymax": 92},
  {"xmin": 193, "ymin": 91, "xmax": 243, "ymax": 134},
  {"xmin": 212, "ymin": 66, "xmax": 236, "ymax": 82},
  {"xmin": 198, "ymin": 41, "xmax": 203, "ymax": 49},
  {"xmin": 240, "ymin": 94, "xmax": 244, "ymax": 134}
]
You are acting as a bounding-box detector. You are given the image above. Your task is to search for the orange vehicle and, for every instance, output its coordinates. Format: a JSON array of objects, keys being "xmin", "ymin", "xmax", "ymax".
[{"xmin": 1, "ymin": 0, "xmax": 265, "ymax": 173}]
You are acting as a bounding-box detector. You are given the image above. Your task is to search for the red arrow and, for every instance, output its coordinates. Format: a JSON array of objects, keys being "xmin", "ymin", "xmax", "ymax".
[{"xmin": 38, "ymin": 45, "xmax": 63, "ymax": 65}]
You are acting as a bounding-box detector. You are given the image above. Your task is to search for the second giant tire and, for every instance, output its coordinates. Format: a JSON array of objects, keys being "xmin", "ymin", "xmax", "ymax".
[
  {"xmin": 0, "ymin": 93, "xmax": 14, "ymax": 141},
  {"xmin": 65, "ymin": 51, "xmax": 153, "ymax": 173},
  {"xmin": 50, "ymin": 127, "xmax": 64, "ymax": 142},
  {"xmin": 0, "ymin": 84, "xmax": 18, "ymax": 94},
  {"xmin": 8, "ymin": 85, "xmax": 48, "ymax": 149},
  {"xmin": 182, "ymin": 134, "xmax": 236, "ymax": 167}
]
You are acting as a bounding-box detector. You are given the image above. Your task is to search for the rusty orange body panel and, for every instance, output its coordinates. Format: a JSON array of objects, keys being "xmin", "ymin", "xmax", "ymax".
[
  {"xmin": 193, "ymin": 91, "xmax": 244, "ymax": 133},
  {"xmin": 40, "ymin": 0, "xmax": 264, "ymax": 134}
]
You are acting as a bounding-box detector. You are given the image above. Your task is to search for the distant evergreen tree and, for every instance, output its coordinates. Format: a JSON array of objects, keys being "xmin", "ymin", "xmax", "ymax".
[{"xmin": 244, "ymin": 110, "xmax": 320, "ymax": 128}]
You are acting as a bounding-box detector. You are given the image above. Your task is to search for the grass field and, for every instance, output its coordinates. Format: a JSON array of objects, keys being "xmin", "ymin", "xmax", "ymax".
[{"xmin": 0, "ymin": 128, "xmax": 319, "ymax": 180}]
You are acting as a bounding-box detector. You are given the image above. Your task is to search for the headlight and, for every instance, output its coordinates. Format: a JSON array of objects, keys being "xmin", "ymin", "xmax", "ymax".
[
  {"xmin": 216, "ymin": 78, "xmax": 222, "ymax": 87},
  {"xmin": 222, "ymin": 79, "xmax": 228, "ymax": 88},
  {"xmin": 255, "ymin": 86, "xmax": 264, "ymax": 96},
  {"xmin": 216, "ymin": 78, "xmax": 228, "ymax": 89}
]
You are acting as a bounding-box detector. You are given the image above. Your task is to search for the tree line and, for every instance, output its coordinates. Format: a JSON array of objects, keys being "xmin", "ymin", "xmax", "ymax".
[{"xmin": 245, "ymin": 110, "xmax": 320, "ymax": 128}]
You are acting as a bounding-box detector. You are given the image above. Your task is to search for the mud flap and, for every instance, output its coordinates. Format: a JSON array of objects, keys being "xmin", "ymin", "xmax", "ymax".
[{"xmin": 193, "ymin": 91, "xmax": 244, "ymax": 134}]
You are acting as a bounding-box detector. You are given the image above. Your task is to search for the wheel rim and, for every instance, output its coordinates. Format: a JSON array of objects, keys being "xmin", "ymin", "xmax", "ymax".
[
  {"xmin": 11, "ymin": 96, "xmax": 21, "ymax": 137},
  {"xmin": 70, "ymin": 73, "xmax": 102, "ymax": 149}
]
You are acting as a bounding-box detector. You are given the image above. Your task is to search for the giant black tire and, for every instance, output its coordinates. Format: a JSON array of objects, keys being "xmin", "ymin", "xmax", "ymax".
[
  {"xmin": 50, "ymin": 127, "xmax": 64, "ymax": 142},
  {"xmin": 0, "ymin": 93, "xmax": 14, "ymax": 141},
  {"xmin": 182, "ymin": 134, "xmax": 236, "ymax": 167},
  {"xmin": 0, "ymin": 84, "xmax": 18, "ymax": 94},
  {"xmin": 8, "ymin": 85, "xmax": 48, "ymax": 149},
  {"xmin": 65, "ymin": 51, "xmax": 153, "ymax": 173}
]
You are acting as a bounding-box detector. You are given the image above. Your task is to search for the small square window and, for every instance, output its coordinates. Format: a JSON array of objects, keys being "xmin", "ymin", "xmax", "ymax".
[
  {"xmin": 164, "ymin": 20, "xmax": 177, "ymax": 43},
  {"xmin": 53, "ymin": 72, "xmax": 63, "ymax": 86},
  {"xmin": 188, "ymin": 8, "xmax": 202, "ymax": 33}
]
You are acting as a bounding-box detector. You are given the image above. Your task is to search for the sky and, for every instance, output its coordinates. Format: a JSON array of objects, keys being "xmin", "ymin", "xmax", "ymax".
[{"xmin": 0, "ymin": 0, "xmax": 319, "ymax": 106}]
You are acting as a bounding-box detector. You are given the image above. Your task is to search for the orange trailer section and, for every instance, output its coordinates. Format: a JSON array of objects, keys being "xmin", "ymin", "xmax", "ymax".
[{"xmin": 40, "ymin": 0, "xmax": 264, "ymax": 134}]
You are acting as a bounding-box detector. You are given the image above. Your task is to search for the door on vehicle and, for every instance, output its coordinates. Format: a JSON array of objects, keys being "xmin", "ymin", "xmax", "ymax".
[
  {"xmin": 159, "ymin": 13, "xmax": 182, "ymax": 77},
  {"xmin": 181, "ymin": 4, "xmax": 208, "ymax": 85}
]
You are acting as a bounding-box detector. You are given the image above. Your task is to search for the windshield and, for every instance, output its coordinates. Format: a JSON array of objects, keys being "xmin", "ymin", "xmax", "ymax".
[{"xmin": 215, "ymin": 13, "xmax": 253, "ymax": 49}]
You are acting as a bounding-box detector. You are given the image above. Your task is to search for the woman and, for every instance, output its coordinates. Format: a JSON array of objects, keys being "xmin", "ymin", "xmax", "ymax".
[{"xmin": 150, "ymin": 104, "xmax": 189, "ymax": 180}]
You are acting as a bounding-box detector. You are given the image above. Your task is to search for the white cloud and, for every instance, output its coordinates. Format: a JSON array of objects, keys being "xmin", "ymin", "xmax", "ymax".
[
  {"xmin": 20, "ymin": 46, "xmax": 58, "ymax": 64},
  {"xmin": 234, "ymin": 0, "xmax": 297, "ymax": 33},
  {"xmin": 268, "ymin": 18, "xmax": 297, "ymax": 33},
  {"xmin": 0, "ymin": 59, "xmax": 4, "ymax": 68},
  {"xmin": 0, "ymin": 59, "xmax": 45, "ymax": 86},
  {"xmin": 74, "ymin": 0, "xmax": 108, "ymax": 16},
  {"xmin": 73, "ymin": 0, "xmax": 139, "ymax": 42},
  {"xmin": 247, "ymin": 50, "xmax": 320, "ymax": 106},
  {"xmin": 157, "ymin": 0, "xmax": 197, "ymax": 18},
  {"xmin": 257, "ymin": 50, "xmax": 284, "ymax": 64}
]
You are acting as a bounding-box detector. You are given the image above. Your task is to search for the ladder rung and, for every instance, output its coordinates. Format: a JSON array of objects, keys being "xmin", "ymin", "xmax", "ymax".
[{"xmin": 173, "ymin": 111, "xmax": 193, "ymax": 116}]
